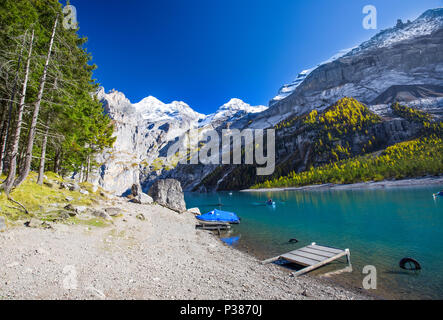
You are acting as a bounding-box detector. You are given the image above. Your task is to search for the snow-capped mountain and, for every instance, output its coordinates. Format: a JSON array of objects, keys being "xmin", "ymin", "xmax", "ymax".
[
  {"xmin": 198, "ymin": 98, "xmax": 267, "ymax": 128},
  {"xmin": 92, "ymin": 88, "xmax": 268, "ymax": 194},
  {"xmin": 133, "ymin": 96, "xmax": 205, "ymax": 123},
  {"xmin": 98, "ymin": 88, "xmax": 266, "ymax": 129},
  {"xmin": 256, "ymin": 8, "xmax": 443, "ymax": 128}
]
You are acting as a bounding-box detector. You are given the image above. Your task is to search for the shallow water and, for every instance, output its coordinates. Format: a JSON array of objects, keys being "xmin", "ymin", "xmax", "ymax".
[{"xmin": 185, "ymin": 185, "xmax": 443, "ymax": 300}]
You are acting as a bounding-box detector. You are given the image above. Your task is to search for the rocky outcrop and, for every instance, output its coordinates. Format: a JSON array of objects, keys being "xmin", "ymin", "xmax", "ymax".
[
  {"xmin": 148, "ymin": 179, "xmax": 186, "ymax": 213},
  {"xmin": 90, "ymin": 89, "xmax": 189, "ymax": 196},
  {"xmin": 92, "ymin": 89, "xmax": 267, "ymax": 195}
]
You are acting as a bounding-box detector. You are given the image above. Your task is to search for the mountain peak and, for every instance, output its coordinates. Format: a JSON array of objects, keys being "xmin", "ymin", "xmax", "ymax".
[
  {"xmin": 98, "ymin": 88, "xmax": 268, "ymax": 129},
  {"xmin": 219, "ymin": 98, "xmax": 248, "ymax": 110},
  {"xmin": 224, "ymin": 98, "xmax": 245, "ymax": 105},
  {"xmin": 135, "ymin": 95, "xmax": 164, "ymax": 106},
  {"xmin": 99, "ymin": 88, "xmax": 132, "ymax": 109},
  {"xmin": 218, "ymin": 98, "xmax": 267, "ymax": 112},
  {"xmin": 418, "ymin": 8, "xmax": 443, "ymax": 20}
]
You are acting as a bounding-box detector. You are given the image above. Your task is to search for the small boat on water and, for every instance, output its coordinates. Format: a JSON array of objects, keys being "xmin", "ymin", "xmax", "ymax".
[
  {"xmin": 196, "ymin": 209, "xmax": 241, "ymax": 225},
  {"xmin": 433, "ymin": 191, "xmax": 443, "ymax": 198}
]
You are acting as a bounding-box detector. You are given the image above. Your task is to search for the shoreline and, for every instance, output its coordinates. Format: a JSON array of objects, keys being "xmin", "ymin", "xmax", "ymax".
[
  {"xmin": 0, "ymin": 199, "xmax": 370, "ymax": 300},
  {"xmin": 241, "ymin": 176, "xmax": 443, "ymax": 193},
  {"xmin": 228, "ymin": 235, "xmax": 381, "ymax": 300}
]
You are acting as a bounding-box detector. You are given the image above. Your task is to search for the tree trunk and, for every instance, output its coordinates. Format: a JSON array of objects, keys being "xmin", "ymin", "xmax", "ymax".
[
  {"xmin": 2, "ymin": 30, "xmax": 35, "ymax": 194},
  {"xmin": 14, "ymin": 16, "xmax": 58, "ymax": 188},
  {"xmin": 0, "ymin": 32, "xmax": 28, "ymax": 174},
  {"xmin": 85, "ymin": 155, "xmax": 91, "ymax": 182},
  {"xmin": 53, "ymin": 148, "xmax": 61, "ymax": 174},
  {"xmin": 0, "ymin": 104, "xmax": 8, "ymax": 173},
  {"xmin": 37, "ymin": 116, "xmax": 50, "ymax": 185},
  {"xmin": 79, "ymin": 163, "xmax": 84, "ymax": 182}
]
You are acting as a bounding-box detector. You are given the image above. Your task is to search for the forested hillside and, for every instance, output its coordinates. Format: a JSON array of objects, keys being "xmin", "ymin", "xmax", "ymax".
[
  {"xmin": 0, "ymin": 0, "xmax": 115, "ymax": 197},
  {"xmin": 196, "ymin": 98, "xmax": 442, "ymax": 191},
  {"xmin": 252, "ymin": 102, "xmax": 443, "ymax": 189}
]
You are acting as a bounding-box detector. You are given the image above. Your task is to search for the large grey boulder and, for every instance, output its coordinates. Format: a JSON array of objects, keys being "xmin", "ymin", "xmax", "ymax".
[{"xmin": 148, "ymin": 179, "xmax": 186, "ymax": 213}]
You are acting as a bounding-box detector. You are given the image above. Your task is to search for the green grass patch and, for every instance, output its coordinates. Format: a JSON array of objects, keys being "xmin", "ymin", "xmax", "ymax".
[
  {"xmin": 69, "ymin": 216, "xmax": 110, "ymax": 228},
  {"xmin": 0, "ymin": 171, "xmax": 104, "ymax": 225}
]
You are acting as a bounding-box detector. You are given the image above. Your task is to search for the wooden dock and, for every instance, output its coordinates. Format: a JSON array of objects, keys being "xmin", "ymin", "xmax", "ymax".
[
  {"xmin": 195, "ymin": 223, "xmax": 231, "ymax": 235},
  {"xmin": 261, "ymin": 242, "xmax": 351, "ymax": 277}
]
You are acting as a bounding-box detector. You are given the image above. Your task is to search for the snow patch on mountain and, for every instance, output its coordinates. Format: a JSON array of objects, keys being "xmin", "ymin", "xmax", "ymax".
[
  {"xmin": 198, "ymin": 98, "xmax": 268, "ymax": 127},
  {"xmin": 350, "ymin": 8, "xmax": 443, "ymax": 54},
  {"xmin": 133, "ymin": 96, "xmax": 205, "ymax": 123},
  {"xmin": 270, "ymin": 47, "xmax": 356, "ymax": 106}
]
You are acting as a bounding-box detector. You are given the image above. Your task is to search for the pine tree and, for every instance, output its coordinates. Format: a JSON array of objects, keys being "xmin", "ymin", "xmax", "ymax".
[{"xmin": 0, "ymin": 0, "xmax": 115, "ymax": 196}]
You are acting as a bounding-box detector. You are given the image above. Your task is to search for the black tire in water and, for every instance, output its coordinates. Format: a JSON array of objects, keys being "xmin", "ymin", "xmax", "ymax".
[{"xmin": 399, "ymin": 258, "xmax": 421, "ymax": 271}]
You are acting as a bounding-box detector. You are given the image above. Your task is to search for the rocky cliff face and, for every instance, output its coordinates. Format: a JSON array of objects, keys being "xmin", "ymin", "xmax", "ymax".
[
  {"xmin": 193, "ymin": 100, "xmax": 427, "ymax": 192},
  {"xmin": 91, "ymin": 88, "xmax": 267, "ymax": 195}
]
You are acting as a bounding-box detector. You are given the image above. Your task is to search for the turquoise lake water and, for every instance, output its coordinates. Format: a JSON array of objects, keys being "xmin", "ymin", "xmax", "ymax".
[{"xmin": 185, "ymin": 185, "xmax": 443, "ymax": 300}]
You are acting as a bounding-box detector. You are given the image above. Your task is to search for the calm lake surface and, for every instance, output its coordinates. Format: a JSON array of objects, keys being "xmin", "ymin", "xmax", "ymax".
[{"xmin": 185, "ymin": 185, "xmax": 443, "ymax": 300}]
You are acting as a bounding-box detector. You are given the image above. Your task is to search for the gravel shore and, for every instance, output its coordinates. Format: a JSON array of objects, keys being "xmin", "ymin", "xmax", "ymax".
[
  {"xmin": 242, "ymin": 176, "xmax": 443, "ymax": 193},
  {"xmin": 0, "ymin": 200, "xmax": 369, "ymax": 300}
]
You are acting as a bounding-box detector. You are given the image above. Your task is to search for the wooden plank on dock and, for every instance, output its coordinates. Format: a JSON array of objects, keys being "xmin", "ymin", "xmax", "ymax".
[
  {"xmin": 261, "ymin": 242, "xmax": 351, "ymax": 277},
  {"xmin": 309, "ymin": 244, "xmax": 343, "ymax": 255},
  {"xmin": 288, "ymin": 250, "xmax": 329, "ymax": 262},
  {"xmin": 297, "ymin": 247, "xmax": 337, "ymax": 258},
  {"xmin": 280, "ymin": 253, "xmax": 321, "ymax": 266},
  {"xmin": 291, "ymin": 250, "xmax": 349, "ymax": 277}
]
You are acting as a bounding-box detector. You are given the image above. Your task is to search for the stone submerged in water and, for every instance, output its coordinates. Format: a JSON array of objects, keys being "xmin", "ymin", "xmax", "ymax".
[{"xmin": 148, "ymin": 179, "xmax": 186, "ymax": 213}]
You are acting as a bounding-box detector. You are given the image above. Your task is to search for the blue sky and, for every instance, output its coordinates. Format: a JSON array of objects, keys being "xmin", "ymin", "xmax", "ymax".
[{"xmin": 68, "ymin": 0, "xmax": 442, "ymax": 114}]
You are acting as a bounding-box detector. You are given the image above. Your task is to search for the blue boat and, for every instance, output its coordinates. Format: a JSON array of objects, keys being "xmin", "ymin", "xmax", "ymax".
[{"xmin": 196, "ymin": 209, "xmax": 241, "ymax": 225}]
